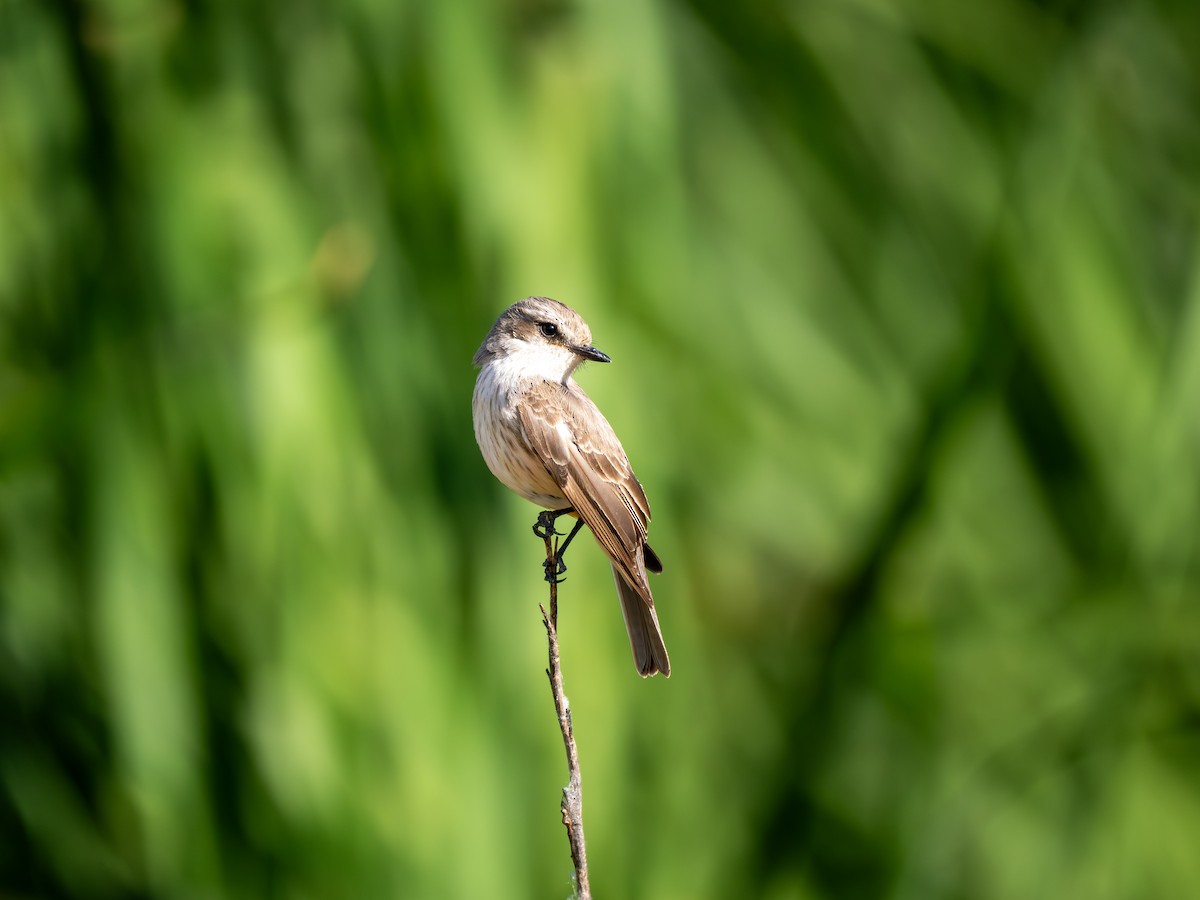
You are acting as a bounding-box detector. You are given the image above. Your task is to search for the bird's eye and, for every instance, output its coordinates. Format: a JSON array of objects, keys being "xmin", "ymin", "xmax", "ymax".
[{"xmin": 538, "ymin": 322, "xmax": 559, "ymax": 338}]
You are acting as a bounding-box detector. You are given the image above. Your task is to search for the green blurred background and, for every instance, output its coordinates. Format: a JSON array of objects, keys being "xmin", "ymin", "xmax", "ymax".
[{"xmin": 4, "ymin": 0, "xmax": 1200, "ymax": 897}]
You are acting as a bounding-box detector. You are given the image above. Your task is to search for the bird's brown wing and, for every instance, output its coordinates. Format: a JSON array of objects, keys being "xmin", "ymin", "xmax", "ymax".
[{"xmin": 517, "ymin": 380, "xmax": 655, "ymax": 600}]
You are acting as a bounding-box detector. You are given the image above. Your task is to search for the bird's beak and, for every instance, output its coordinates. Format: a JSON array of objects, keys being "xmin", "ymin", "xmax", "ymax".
[{"xmin": 573, "ymin": 345, "xmax": 611, "ymax": 363}]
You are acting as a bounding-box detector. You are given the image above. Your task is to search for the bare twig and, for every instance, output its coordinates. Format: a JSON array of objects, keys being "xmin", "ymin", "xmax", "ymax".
[{"xmin": 540, "ymin": 530, "xmax": 591, "ymax": 899}]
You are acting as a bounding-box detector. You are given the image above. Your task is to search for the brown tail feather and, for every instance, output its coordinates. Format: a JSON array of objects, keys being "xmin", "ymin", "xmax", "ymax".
[{"xmin": 612, "ymin": 565, "xmax": 670, "ymax": 677}]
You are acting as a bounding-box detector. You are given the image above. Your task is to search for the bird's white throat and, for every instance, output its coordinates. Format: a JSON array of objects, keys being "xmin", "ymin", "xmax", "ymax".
[{"xmin": 483, "ymin": 341, "xmax": 582, "ymax": 390}]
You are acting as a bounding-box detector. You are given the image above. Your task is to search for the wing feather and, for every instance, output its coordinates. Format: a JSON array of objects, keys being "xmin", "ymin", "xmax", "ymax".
[{"xmin": 517, "ymin": 381, "xmax": 656, "ymax": 599}]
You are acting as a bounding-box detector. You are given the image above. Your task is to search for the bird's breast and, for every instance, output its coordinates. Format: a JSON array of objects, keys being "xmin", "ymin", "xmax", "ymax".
[{"xmin": 473, "ymin": 365, "xmax": 567, "ymax": 509}]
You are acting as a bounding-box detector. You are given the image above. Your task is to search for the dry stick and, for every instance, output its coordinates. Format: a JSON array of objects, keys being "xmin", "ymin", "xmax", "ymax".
[{"xmin": 540, "ymin": 529, "xmax": 591, "ymax": 900}]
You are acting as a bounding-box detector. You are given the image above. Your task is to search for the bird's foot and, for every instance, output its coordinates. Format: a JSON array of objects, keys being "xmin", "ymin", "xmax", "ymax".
[
  {"xmin": 542, "ymin": 556, "xmax": 568, "ymax": 584},
  {"xmin": 532, "ymin": 510, "xmax": 559, "ymax": 540},
  {"xmin": 532, "ymin": 507, "xmax": 573, "ymax": 540}
]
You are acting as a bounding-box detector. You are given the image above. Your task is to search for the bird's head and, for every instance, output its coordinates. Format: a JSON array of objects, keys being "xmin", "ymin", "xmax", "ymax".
[{"xmin": 473, "ymin": 297, "xmax": 611, "ymax": 382}]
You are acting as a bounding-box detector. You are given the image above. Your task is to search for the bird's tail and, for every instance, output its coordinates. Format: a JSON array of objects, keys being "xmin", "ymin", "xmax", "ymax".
[{"xmin": 613, "ymin": 565, "xmax": 671, "ymax": 677}]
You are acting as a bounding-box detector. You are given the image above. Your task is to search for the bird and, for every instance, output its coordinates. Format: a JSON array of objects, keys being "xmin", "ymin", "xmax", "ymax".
[{"xmin": 472, "ymin": 297, "xmax": 670, "ymax": 677}]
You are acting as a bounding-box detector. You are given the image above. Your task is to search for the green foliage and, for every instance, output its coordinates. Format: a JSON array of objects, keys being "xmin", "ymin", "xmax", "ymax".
[{"xmin": 3, "ymin": 0, "xmax": 1200, "ymax": 897}]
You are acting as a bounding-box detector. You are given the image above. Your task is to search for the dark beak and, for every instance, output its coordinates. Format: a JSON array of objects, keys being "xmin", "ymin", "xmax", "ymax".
[{"xmin": 573, "ymin": 344, "xmax": 611, "ymax": 363}]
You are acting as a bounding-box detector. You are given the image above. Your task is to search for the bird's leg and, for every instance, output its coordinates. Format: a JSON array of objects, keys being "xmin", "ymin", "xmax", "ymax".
[
  {"xmin": 533, "ymin": 508, "xmax": 580, "ymax": 584},
  {"xmin": 555, "ymin": 517, "xmax": 585, "ymax": 563},
  {"xmin": 543, "ymin": 517, "xmax": 586, "ymax": 583}
]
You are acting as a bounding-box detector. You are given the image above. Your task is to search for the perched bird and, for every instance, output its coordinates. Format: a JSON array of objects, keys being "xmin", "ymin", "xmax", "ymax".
[{"xmin": 472, "ymin": 297, "xmax": 670, "ymax": 677}]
